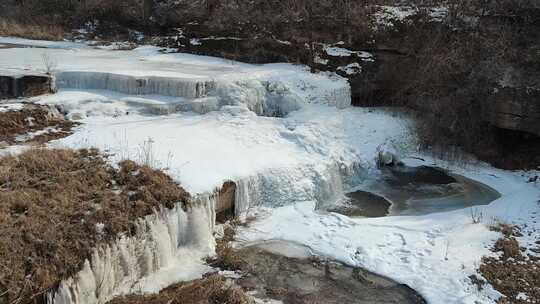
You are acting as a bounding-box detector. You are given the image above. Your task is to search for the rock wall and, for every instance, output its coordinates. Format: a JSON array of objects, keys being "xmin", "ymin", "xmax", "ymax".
[
  {"xmin": 0, "ymin": 73, "xmax": 53, "ymax": 99},
  {"xmin": 489, "ymin": 88, "xmax": 540, "ymax": 137}
]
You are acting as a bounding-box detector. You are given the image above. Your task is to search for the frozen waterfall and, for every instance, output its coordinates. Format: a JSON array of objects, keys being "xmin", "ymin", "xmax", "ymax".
[
  {"xmin": 47, "ymin": 195, "xmax": 218, "ymax": 304},
  {"xmin": 235, "ymin": 161, "xmax": 366, "ymax": 214},
  {"xmin": 53, "ymin": 70, "xmax": 350, "ymax": 117},
  {"xmin": 56, "ymin": 71, "xmax": 213, "ymax": 98}
]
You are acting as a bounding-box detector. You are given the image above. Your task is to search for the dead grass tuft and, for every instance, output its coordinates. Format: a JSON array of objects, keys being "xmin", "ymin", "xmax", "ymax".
[
  {"xmin": 479, "ymin": 225, "xmax": 540, "ymax": 303},
  {"xmin": 0, "ymin": 105, "xmax": 74, "ymax": 145},
  {"xmin": 109, "ymin": 273, "xmax": 253, "ymax": 304},
  {"xmin": 208, "ymin": 222, "xmax": 244, "ymax": 271},
  {"xmin": 0, "ymin": 148, "xmax": 189, "ymax": 304}
]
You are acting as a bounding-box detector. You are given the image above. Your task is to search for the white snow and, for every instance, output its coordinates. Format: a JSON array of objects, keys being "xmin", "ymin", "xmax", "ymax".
[
  {"xmin": 50, "ymin": 106, "xmax": 411, "ymax": 197},
  {"xmin": 374, "ymin": 5, "xmax": 449, "ymax": 26},
  {"xmin": 324, "ymin": 46, "xmax": 374, "ymax": 62},
  {"xmin": 337, "ymin": 62, "xmax": 362, "ymax": 75},
  {"xmin": 0, "ymin": 102, "xmax": 25, "ymax": 112}
]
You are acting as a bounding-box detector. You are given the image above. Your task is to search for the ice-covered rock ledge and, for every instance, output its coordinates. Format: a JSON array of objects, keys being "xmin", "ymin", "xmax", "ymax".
[
  {"xmin": 48, "ymin": 194, "xmax": 217, "ymax": 304},
  {"xmin": 50, "ymin": 105, "xmax": 413, "ymax": 211},
  {"xmin": 0, "ymin": 40, "xmax": 351, "ymax": 116}
]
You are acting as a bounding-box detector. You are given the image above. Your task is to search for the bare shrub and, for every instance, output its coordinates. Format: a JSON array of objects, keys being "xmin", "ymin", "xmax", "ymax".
[
  {"xmin": 41, "ymin": 53, "xmax": 57, "ymax": 75},
  {"xmin": 470, "ymin": 207, "xmax": 483, "ymax": 224}
]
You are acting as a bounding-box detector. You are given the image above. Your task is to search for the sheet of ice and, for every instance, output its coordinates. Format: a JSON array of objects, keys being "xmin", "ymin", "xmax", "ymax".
[{"xmin": 237, "ymin": 158, "xmax": 540, "ymax": 304}]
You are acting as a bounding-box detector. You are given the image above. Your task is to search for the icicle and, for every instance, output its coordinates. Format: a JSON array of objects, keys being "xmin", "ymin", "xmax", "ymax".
[
  {"xmin": 47, "ymin": 197, "xmax": 217, "ymax": 304},
  {"xmin": 233, "ymin": 161, "xmax": 366, "ymax": 214},
  {"xmin": 56, "ymin": 71, "xmax": 211, "ymax": 98}
]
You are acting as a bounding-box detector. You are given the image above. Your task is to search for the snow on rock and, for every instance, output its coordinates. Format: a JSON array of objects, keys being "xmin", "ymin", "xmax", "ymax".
[
  {"xmin": 48, "ymin": 196, "xmax": 217, "ymax": 304},
  {"xmin": 337, "ymin": 62, "xmax": 362, "ymax": 75},
  {"xmin": 51, "ymin": 106, "xmax": 412, "ymax": 200},
  {"xmin": 0, "ymin": 40, "xmax": 351, "ymax": 116},
  {"xmin": 374, "ymin": 5, "xmax": 449, "ymax": 27},
  {"xmin": 324, "ymin": 46, "xmax": 374, "ymax": 62}
]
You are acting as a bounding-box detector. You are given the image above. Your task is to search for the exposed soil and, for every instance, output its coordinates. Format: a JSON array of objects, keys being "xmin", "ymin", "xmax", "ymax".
[
  {"xmin": 0, "ymin": 149, "xmax": 189, "ymax": 304},
  {"xmin": 478, "ymin": 225, "xmax": 540, "ymax": 304},
  {"xmin": 0, "ymin": 104, "xmax": 75, "ymax": 145}
]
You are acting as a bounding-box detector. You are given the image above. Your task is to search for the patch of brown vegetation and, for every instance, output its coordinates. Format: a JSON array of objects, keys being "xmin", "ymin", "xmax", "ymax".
[
  {"xmin": 0, "ymin": 19, "xmax": 65, "ymax": 41},
  {"xmin": 108, "ymin": 273, "xmax": 253, "ymax": 304},
  {"xmin": 0, "ymin": 148, "xmax": 189, "ymax": 304},
  {"xmin": 479, "ymin": 225, "xmax": 540, "ymax": 303},
  {"xmin": 0, "ymin": 105, "xmax": 74, "ymax": 145},
  {"xmin": 208, "ymin": 220, "xmax": 244, "ymax": 271}
]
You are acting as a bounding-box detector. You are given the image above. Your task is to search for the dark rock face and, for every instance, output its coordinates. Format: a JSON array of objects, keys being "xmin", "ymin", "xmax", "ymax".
[
  {"xmin": 216, "ymin": 181, "xmax": 236, "ymax": 222},
  {"xmin": 0, "ymin": 74, "xmax": 53, "ymax": 99},
  {"xmin": 489, "ymin": 88, "xmax": 540, "ymax": 137}
]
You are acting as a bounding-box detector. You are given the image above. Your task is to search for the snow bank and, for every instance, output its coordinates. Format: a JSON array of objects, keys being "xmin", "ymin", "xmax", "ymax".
[{"xmin": 48, "ymin": 196, "xmax": 217, "ymax": 304}]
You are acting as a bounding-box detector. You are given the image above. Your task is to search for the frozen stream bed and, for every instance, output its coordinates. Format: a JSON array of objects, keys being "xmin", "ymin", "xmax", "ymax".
[{"xmin": 1, "ymin": 38, "xmax": 539, "ymax": 304}]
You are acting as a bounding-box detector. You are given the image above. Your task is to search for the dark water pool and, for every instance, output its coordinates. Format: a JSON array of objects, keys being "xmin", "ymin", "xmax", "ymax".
[{"xmin": 327, "ymin": 165, "xmax": 500, "ymax": 217}]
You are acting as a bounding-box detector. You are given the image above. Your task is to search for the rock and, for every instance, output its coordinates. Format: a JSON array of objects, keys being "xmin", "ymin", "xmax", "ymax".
[
  {"xmin": 377, "ymin": 149, "xmax": 401, "ymax": 167},
  {"xmin": 216, "ymin": 181, "xmax": 236, "ymax": 222},
  {"xmin": 0, "ymin": 71, "xmax": 54, "ymax": 99},
  {"xmin": 488, "ymin": 87, "xmax": 540, "ymax": 137}
]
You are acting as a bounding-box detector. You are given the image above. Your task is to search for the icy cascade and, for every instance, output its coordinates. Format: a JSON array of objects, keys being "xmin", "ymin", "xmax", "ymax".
[
  {"xmin": 235, "ymin": 161, "xmax": 365, "ymax": 214},
  {"xmin": 56, "ymin": 71, "xmax": 213, "ymax": 98},
  {"xmin": 213, "ymin": 80, "xmax": 304, "ymax": 117},
  {"xmin": 47, "ymin": 195, "xmax": 218, "ymax": 304},
  {"xmin": 53, "ymin": 71, "xmax": 350, "ymax": 117}
]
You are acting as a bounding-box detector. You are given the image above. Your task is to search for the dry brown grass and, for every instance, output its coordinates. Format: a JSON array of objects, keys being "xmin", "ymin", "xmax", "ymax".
[
  {"xmin": 207, "ymin": 221, "xmax": 244, "ymax": 271},
  {"xmin": 109, "ymin": 273, "xmax": 253, "ymax": 304},
  {"xmin": 0, "ymin": 105, "xmax": 74, "ymax": 145},
  {"xmin": 479, "ymin": 225, "xmax": 540, "ymax": 303},
  {"xmin": 0, "ymin": 148, "xmax": 189, "ymax": 304},
  {"xmin": 0, "ymin": 19, "xmax": 65, "ymax": 41}
]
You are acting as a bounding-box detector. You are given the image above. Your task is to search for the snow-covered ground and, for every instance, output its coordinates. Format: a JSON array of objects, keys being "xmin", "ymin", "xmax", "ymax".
[
  {"xmin": 237, "ymin": 157, "xmax": 540, "ymax": 304},
  {"xmin": 2, "ymin": 38, "xmax": 539, "ymax": 304}
]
